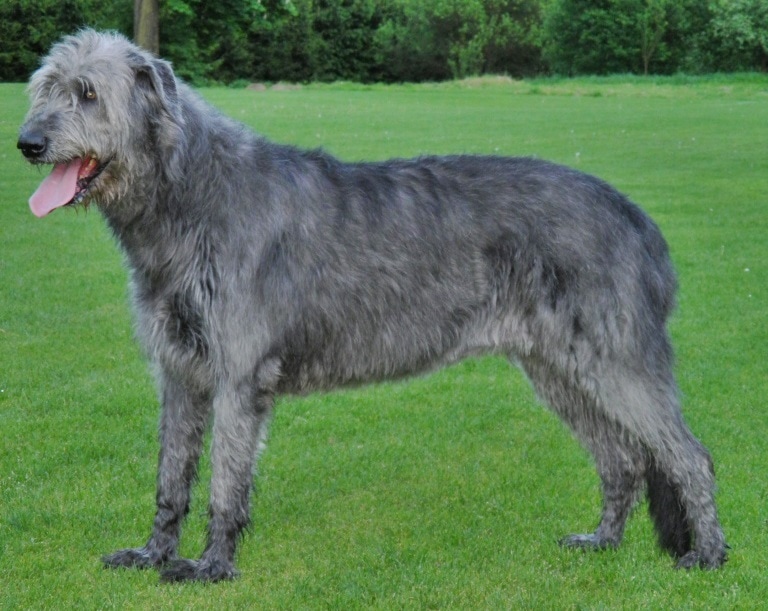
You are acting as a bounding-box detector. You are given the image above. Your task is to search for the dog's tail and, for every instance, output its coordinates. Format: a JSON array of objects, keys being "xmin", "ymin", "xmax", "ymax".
[{"xmin": 646, "ymin": 456, "xmax": 692, "ymax": 557}]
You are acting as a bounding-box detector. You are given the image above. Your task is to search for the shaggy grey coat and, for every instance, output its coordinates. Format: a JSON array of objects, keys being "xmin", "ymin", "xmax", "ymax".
[{"xmin": 18, "ymin": 30, "xmax": 726, "ymax": 582}]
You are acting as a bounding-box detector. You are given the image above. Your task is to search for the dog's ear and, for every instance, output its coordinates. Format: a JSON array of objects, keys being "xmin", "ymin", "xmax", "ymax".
[
  {"xmin": 129, "ymin": 50, "xmax": 185, "ymax": 177},
  {"xmin": 131, "ymin": 52, "xmax": 180, "ymax": 121}
]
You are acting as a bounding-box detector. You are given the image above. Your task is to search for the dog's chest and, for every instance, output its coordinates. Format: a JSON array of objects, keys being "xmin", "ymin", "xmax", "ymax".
[{"xmin": 130, "ymin": 263, "xmax": 214, "ymax": 381}]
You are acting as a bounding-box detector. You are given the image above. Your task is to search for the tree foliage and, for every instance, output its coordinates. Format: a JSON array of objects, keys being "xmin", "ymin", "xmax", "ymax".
[
  {"xmin": 710, "ymin": 0, "xmax": 768, "ymax": 70},
  {"xmin": 373, "ymin": 0, "xmax": 544, "ymax": 81},
  {"xmin": 247, "ymin": 0, "xmax": 544, "ymax": 83},
  {"xmin": 1, "ymin": 0, "xmax": 767, "ymax": 82},
  {"xmin": 543, "ymin": 0, "xmax": 768, "ymax": 75},
  {"xmin": 543, "ymin": 0, "xmax": 680, "ymax": 75},
  {"xmin": 0, "ymin": 0, "xmax": 130, "ymax": 81}
]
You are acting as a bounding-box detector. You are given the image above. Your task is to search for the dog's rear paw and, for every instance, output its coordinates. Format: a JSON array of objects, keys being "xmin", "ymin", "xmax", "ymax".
[
  {"xmin": 675, "ymin": 549, "xmax": 727, "ymax": 570},
  {"xmin": 102, "ymin": 546, "xmax": 169, "ymax": 570},
  {"xmin": 160, "ymin": 558, "xmax": 239, "ymax": 583},
  {"xmin": 559, "ymin": 533, "xmax": 619, "ymax": 550}
]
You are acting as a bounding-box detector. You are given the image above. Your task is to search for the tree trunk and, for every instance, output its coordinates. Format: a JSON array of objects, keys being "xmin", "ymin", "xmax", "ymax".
[{"xmin": 134, "ymin": 0, "xmax": 160, "ymax": 55}]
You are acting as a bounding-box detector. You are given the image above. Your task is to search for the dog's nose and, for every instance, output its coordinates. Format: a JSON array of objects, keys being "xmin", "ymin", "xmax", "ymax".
[{"xmin": 17, "ymin": 129, "xmax": 48, "ymax": 160}]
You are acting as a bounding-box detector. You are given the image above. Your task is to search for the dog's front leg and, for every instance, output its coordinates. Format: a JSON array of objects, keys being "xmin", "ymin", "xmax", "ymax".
[
  {"xmin": 104, "ymin": 373, "xmax": 211, "ymax": 570},
  {"xmin": 160, "ymin": 382, "xmax": 273, "ymax": 582}
]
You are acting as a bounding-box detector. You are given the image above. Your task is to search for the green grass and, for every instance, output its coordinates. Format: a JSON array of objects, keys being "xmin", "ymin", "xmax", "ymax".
[{"xmin": 1, "ymin": 75, "xmax": 767, "ymax": 608}]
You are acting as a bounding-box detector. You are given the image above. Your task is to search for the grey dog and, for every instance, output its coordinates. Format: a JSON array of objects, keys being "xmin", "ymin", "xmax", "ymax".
[{"xmin": 18, "ymin": 30, "xmax": 726, "ymax": 582}]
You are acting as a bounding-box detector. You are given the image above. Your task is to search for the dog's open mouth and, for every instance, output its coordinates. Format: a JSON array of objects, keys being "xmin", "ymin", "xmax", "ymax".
[{"xmin": 29, "ymin": 155, "xmax": 110, "ymax": 218}]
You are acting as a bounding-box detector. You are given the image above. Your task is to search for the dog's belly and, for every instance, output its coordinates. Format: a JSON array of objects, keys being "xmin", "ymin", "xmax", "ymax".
[{"xmin": 272, "ymin": 312, "xmax": 512, "ymax": 395}]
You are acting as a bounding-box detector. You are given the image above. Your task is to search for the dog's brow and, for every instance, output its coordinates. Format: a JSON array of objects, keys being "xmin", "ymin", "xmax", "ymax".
[{"xmin": 77, "ymin": 77, "xmax": 93, "ymax": 94}]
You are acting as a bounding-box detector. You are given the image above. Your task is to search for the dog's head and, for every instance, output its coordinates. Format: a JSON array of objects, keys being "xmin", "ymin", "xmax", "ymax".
[{"xmin": 18, "ymin": 29, "xmax": 183, "ymax": 217}]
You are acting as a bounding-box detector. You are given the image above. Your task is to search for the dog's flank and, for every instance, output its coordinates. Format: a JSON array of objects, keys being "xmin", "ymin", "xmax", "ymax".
[{"xmin": 18, "ymin": 30, "xmax": 726, "ymax": 582}]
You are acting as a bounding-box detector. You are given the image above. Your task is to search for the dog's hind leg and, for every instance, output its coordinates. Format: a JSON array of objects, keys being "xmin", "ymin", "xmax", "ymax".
[
  {"xmin": 640, "ymin": 412, "xmax": 725, "ymax": 568},
  {"xmin": 558, "ymin": 414, "xmax": 647, "ymax": 551},
  {"xmin": 160, "ymin": 379, "xmax": 274, "ymax": 582},
  {"xmin": 520, "ymin": 359, "xmax": 645, "ymax": 550},
  {"xmin": 592, "ymin": 362, "xmax": 726, "ymax": 568},
  {"xmin": 103, "ymin": 373, "xmax": 211, "ymax": 569}
]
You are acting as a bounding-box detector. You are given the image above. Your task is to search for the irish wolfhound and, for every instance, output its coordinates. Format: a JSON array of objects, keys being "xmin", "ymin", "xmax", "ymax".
[{"xmin": 18, "ymin": 30, "xmax": 726, "ymax": 582}]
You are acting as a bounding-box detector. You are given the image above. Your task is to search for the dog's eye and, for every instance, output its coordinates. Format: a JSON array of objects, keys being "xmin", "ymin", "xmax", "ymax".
[{"xmin": 83, "ymin": 90, "xmax": 97, "ymax": 101}]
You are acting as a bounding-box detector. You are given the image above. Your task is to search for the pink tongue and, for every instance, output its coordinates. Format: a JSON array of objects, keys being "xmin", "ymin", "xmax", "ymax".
[{"xmin": 29, "ymin": 158, "xmax": 82, "ymax": 218}]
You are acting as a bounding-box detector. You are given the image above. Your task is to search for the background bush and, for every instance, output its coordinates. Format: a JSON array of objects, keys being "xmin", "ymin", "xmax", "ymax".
[{"xmin": 1, "ymin": 0, "xmax": 767, "ymax": 83}]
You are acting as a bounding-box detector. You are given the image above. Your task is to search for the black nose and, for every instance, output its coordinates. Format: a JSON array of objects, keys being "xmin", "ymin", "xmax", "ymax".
[{"xmin": 17, "ymin": 129, "xmax": 48, "ymax": 160}]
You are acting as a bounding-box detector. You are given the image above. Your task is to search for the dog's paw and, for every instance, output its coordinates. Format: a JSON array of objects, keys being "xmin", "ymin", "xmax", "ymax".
[
  {"xmin": 675, "ymin": 549, "xmax": 727, "ymax": 570},
  {"xmin": 160, "ymin": 558, "xmax": 239, "ymax": 583},
  {"xmin": 558, "ymin": 533, "xmax": 618, "ymax": 550},
  {"xmin": 102, "ymin": 546, "xmax": 169, "ymax": 570}
]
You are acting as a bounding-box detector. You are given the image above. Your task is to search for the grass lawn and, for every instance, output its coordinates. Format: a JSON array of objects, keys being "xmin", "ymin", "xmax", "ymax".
[{"xmin": 1, "ymin": 75, "xmax": 766, "ymax": 608}]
